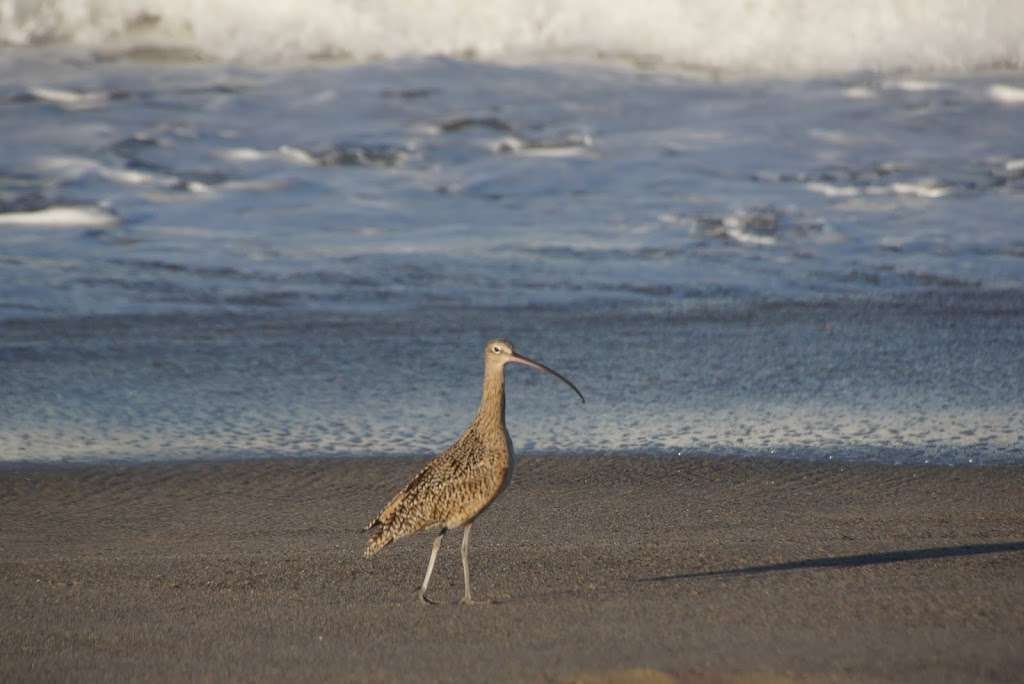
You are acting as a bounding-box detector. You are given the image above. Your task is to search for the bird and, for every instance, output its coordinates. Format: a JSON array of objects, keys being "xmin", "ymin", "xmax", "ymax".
[{"xmin": 363, "ymin": 338, "xmax": 585, "ymax": 605}]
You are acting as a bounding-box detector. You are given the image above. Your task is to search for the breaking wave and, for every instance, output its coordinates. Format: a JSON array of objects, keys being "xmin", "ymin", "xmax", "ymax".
[{"xmin": 2, "ymin": 0, "xmax": 1024, "ymax": 74}]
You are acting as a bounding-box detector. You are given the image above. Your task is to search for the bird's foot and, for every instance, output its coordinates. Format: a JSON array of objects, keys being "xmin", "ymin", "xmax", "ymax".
[
  {"xmin": 459, "ymin": 596, "xmax": 493, "ymax": 606},
  {"xmin": 417, "ymin": 590, "xmax": 439, "ymax": 606}
]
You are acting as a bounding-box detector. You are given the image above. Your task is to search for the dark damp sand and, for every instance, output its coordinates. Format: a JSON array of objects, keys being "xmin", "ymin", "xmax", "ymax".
[{"xmin": 2, "ymin": 455, "xmax": 1022, "ymax": 683}]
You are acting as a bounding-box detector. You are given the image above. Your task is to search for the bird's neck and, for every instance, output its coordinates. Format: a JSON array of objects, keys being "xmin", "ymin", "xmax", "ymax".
[{"xmin": 474, "ymin": 364, "xmax": 506, "ymax": 430}]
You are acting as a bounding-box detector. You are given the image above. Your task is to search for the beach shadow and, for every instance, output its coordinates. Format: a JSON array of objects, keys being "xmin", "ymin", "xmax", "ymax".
[{"xmin": 639, "ymin": 541, "xmax": 1024, "ymax": 582}]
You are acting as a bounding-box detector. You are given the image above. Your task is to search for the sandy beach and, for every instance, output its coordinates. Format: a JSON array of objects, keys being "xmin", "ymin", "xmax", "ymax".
[{"xmin": 3, "ymin": 454, "xmax": 1021, "ymax": 682}]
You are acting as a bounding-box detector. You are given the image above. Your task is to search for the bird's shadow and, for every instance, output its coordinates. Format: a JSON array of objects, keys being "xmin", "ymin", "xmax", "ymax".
[{"xmin": 638, "ymin": 541, "xmax": 1024, "ymax": 582}]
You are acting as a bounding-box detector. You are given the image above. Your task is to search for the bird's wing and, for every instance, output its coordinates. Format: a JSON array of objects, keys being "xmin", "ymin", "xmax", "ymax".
[
  {"xmin": 364, "ymin": 454, "xmax": 443, "ymax": 531},
  {"xmin": 365, "ymin": 428, "xmax": 492, "ymax": 532}
]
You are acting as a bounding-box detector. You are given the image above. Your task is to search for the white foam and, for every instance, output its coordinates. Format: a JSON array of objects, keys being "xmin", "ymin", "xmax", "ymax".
[
  {"xmin": 217, "ymin": 146, "xmax": 339, "ymax": 167},
  {"xmin": 27, "ymin": 86, "xmax": 109, "ymax": 109},
  {"xmin": 805, "ymin": 182, "xmax": 861, "ymax": 198},
  {"xmin": 522, "ymin": 146, "xmax": 590, "ymax": 158},
  {"xmin": 988, "ymin": 84, "xmax": 1024, "ymax": 103},
  {"xmin": 277, "ymin": 145, "xmax": 319, "ymax": 165},
  {"xmin": 35, "ymin": 156, "xmax": 176, "ymax": 187},
  {"xmin": 807, "ymin": 180, "xmax": 954, "ymax": 200},
  {"xmin": 215, "ymin": 147, "xmax": 280, "ymax": 162},
  {"xmin": 184, "ymin": 180, "xmax": 212, "ymax": 194},
  {"xmin": 3, "ymin": 1, "xmax": 1023, "ymax": 74},
  {"xmin": 721, "ymin": 214, "xmax": 776, "ymax": 246},
  {"xmin": 887, "ymin": 181, "xmax": 952, "ymax": 199},
  {"xmin": 723, "ymin": 227, "xmax": 775, "ymax": 246},
  {"xmin": 883, "ymin": 79, "xmax": 947, "ymax": 92},
  {"xmin": 491, "ymin": 133, "xmax": 593, "ymax": 157},
  {"xmin": 0, "ymin": 206, "xmax": 118, "ymax": 227}
]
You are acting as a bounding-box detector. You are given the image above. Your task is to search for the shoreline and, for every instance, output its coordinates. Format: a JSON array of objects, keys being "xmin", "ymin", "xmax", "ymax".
[
  {"xmin": 3, "ymin": 454, "xmax": 1022, "ymax": 682},
  {"xmin": 4, "ymin": 290, "xmax": 1023, "ymax": 467},
  {"xmin": 3, "ymin": 444, "xmax": 1019, "ymax": 472}
]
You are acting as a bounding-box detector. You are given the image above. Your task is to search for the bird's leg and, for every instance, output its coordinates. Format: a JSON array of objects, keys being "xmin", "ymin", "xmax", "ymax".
[
  {"xmin": 459, "ymin": 523, "xmax": 474, "ymax": 605},
  {"xmin": 418, "ymin": 528, "xmax": 446, "ymax": 605}
]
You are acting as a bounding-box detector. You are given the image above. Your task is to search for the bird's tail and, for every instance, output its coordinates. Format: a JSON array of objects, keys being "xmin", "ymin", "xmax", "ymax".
[{"xmin": 363, "ymin": 525, "xmax": 393, "ymax": 558}]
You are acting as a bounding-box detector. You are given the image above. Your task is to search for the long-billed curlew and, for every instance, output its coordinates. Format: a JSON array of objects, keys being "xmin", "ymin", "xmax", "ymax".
[{"xmin": 364, "ymin": 338, "xmax": 584, "ymax": 605}]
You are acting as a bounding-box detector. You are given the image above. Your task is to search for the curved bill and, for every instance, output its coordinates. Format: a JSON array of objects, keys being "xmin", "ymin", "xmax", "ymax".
[{"xmin": 508, "ymin": 352, "xmax": 586, "ymax": 403}]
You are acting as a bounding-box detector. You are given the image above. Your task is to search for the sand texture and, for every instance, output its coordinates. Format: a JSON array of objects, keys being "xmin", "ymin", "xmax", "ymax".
[{"xmin": 2, "ymin": 455, "xmax": 1022, "ymax": 682}]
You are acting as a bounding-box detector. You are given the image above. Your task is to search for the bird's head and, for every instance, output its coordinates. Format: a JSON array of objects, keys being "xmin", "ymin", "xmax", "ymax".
[{"xmin": 483, "ymin": 338, "xmax": 585, "ymax": 403}]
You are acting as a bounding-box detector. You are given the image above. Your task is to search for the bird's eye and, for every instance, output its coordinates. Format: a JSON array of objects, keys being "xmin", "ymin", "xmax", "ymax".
[{"xmin": 492, "ymin": 346, "xmax": 501, "ymax": 353}]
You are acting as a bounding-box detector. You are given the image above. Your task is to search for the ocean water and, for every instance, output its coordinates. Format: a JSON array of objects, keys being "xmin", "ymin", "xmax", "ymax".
[{"xmin": 1, "ymin": 2, "xmax": 1022, "ymax": 465}]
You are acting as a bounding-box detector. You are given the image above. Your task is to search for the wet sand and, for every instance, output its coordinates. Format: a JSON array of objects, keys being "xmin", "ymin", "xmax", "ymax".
[{"xmin": 2, "ymin": 455, "xmax": 1022, "ymax": 682}]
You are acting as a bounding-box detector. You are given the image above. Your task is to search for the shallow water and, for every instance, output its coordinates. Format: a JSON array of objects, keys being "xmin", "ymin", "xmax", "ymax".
[
  {"xmin": 2, "ymin": 53, "xmax": 1023, "ymax": 320},
  {"xmin": 2, "ymin": 296, "xmax": 1022, "ymax": 466},
  {"xmin": 2, "ymin": 11, "xmax": 1023, "ymax": 465}
]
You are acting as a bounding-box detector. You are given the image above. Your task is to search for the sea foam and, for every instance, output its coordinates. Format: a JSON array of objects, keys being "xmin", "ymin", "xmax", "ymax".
[
  {"xmin": 2, "ymin": 0, "xmax": 1023, "ymax": 74},
  {"xmin": 0, "ymin": 205, "xmax": 118, "ymax": 226}
]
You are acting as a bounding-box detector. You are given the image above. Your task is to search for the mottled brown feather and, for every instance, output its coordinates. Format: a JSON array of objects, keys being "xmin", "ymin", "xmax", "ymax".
[{"xmin": 364, "ymin": 422, "xmax": 510, "ymax": 557}]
